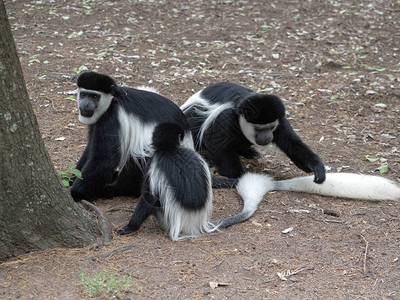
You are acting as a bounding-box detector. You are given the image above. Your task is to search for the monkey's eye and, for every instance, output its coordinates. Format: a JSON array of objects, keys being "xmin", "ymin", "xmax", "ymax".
[
  {"xmin": 79, "ymin": 92, "xmax": 101, "ymax": 102},
  {"xmin": 254, "ymin": 120, "xmax": 279, "ymax": 131},
  {"xmin": 90, "ymin": 94, "xmax": 100, "ymax": 101}
]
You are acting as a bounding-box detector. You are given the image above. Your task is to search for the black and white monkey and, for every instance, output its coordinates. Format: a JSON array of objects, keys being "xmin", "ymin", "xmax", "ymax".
[
  {"xmin": 70, "ymin": 72, "xmax": 194, "ymax": 201},
  {"xmin": 117, "ymin": 122, "xmax": 400, "ymax": 240},
  {"xmin": 181, "ymin": 82, "xmax": 326, "ymax": 183},
  {"xmin": 117, "ymin": 122, "xmax": 275, "ymax": 240},
  {"xmin": 180, "ymin": 82, "xmax": 399, "ymax": 203}
]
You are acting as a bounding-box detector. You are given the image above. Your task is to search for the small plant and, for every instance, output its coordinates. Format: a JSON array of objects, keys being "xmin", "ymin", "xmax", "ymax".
[
  {"xmin": 59, "ymin": 164, "xmax": 82, "ymax": 187},
  {"xmin": 65, "ymin": 95, "xmax": 76, "ymax": 101},
  {"xmin": 81, "ymin": 270, "xmax": 134, "ymax": 298},
  {"xmin": 73, "ymin": 65, "xmax": 89, "ymax": 73},
  {"xmin": 364, "ymin": 155, "xmax": 389, "ymax": 174}
]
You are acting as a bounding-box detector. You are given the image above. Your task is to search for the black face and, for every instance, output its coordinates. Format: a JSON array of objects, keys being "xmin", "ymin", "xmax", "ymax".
[
  {"xmin": 253, "ymin": 121, "xmax": 278, "ymax": 146},
  {"xmin": 238, "ymin": 94, "xmax": 285, "ymax": 124},
  {"xmin": 79, "ymin": 91, "xmax": 101, "ymax": 117}
]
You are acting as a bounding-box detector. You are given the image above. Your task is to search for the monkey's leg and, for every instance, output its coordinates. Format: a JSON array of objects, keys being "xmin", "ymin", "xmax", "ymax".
[
  {"xmin": 214, "ymin": 150, "xmax": 244, "ymax": 178},
  {"xmin": 104, "ymin": 162, "xmax": 143, "ymax": 198},
  {"xmin": 71, "ymin": 160, "xmax": 117, "ymax": 201},
  {"xmin": 117, "ymin": 194, "xmax": 157, "ymax": 235},
  {"xmin": 237, "ymin": 147, "xmax": 261, "ymax": 159}
]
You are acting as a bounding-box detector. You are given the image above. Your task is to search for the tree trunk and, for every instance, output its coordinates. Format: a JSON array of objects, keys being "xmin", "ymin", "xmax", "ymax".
[{"xmin": 0, "ymin": 1, "xmax": 99, "ymax": 261}]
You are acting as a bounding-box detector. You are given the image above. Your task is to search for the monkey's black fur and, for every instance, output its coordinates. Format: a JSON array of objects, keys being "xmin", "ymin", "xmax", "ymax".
[
  {"xmin": 117, "ymin": 123, "xmax": 214, "ymax": 240},
  {"xmin": 70, "ymin": 72, "xmax": 190, "ymax": 201},
  {"xmin": 182, "ymin": 82, "xmax": 326, "ymax": 183},
  {"xmin": 151, "ymin": 123, "xmax": 210, "ymax": 210},
  {"xmin": 77, "ymin": 72, "xmax": 116, "ymax": 94}
]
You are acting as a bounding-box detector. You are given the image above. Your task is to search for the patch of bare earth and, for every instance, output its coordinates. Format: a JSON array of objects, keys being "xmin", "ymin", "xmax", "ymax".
[{"xmin": 1, "ymin": 0, "xmax": 399, "ymax": 299}]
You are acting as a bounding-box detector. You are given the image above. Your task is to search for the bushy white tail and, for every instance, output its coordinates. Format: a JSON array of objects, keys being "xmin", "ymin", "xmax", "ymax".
[
  {"xmin": 211, "ymin": 173, "xmax": 274, "ymax": 228},
  {"xmin": 199, "ymin": 172, "xmax": 400, "ymax": 235},
  {"xmin": 211, "ymin": 172, "xmax": 399, "ymax": 231},
  {"xmin": 275, "ymin": 173, "xmax": 400, "ymax": 201}
]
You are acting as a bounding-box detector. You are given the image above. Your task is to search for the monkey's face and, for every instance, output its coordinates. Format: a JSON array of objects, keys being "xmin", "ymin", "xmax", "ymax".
[
  {"xmin": 77, "ymin": 88, "xmax": 113, "ymax": 125},
  {"xmin": 239, "ymin": 115, "xmax": 278, "ymax": 146},
  {"xmin": 237, "ymin": 94, "xmax": 283, "ymax": 147}
]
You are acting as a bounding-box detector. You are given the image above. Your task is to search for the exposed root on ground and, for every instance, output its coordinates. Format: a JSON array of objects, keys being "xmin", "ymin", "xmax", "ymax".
[{"xmin": 81, "ymin": 200, "xmax": 113, "ymax": 248}]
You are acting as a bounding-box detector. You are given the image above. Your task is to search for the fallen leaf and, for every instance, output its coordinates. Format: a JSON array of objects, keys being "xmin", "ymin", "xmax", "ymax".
[
  {"xmin": 251, "ymin": 220, "xmax": 262, "ymax": 227},
  {"xmin": 281, "ymin": 227, "xmax": 294, "ymax": 234},
  {"xmin": 209, "ymin": 282, "xmax": 229, "ymax": 289},
  {"xmin": 277, "ymin": 272, "xmax": 288, "ymax": 281},
  {"xmin": 374, "ymin": 103, "xmax": 387, "ymax": 108}
]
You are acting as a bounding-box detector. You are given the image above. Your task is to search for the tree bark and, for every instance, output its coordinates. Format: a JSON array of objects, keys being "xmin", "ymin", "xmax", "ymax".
[{"xmin": 0, "ymin": 1, "xmax": 99, "ymax": 261}]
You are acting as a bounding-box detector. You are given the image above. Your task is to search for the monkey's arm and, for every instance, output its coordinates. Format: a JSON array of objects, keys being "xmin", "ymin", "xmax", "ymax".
[
  {"xmin": 75, "ymin": 146, "xmax": 90, "ymax": 171},
  {"xmin": 213, "ymin": 149, "xmax": 244, "ymax": 178},
  {"xmin": 273, "ymin": 118, "xmax": 325, "ymax": 183},
  {"xmin": 70, "ymin": 156, "xmax": 119, "ymax": 201},
  {"xmin": 70, "ymin": 128, "xmax": 121, "ymax": 201},
  {"xmin": 68, "ymin": 147, "xmax": 90, "ymax": 186},
  {"xmin": 69, "ymin": 127, "xmax": 94, "ymax": 186}
]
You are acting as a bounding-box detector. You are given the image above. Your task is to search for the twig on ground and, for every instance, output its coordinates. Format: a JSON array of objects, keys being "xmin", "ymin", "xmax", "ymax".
[
  {"xmin": 358, "ymin": 234, "xmax": 369, "ymax": 274},
  {"xmin": 313, "ymin": 218, "xmax": 345, "ymax": 224},
  {"xmin": 197, "ymin": 245, "xmax": 229, "ymax": 268},
  {"xmin": 105, "ymin": 207, "xmax": 135, "ymax": 213},
  {"xmin": 277, "ymin": 266, "xmax": 314, "ymax": 281},
  {"xmin": 81, "ymin": 200, "xmax": 113, "ymax": 247},
  {"xmin": 85, "ymin": 242, "xmax": 136, "ymax": 260}
]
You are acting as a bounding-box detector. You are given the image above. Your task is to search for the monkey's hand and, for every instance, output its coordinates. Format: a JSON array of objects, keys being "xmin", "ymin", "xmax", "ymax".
[
  {"xmin": 116, "ymin": 225, "xmax": 135, "ymax": 235},
  {"xmin": 313, "ymin": 164, "xmax": 326, "ymax": 184}
]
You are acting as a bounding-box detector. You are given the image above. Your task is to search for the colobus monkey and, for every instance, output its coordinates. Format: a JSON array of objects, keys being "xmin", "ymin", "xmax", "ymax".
[
  {"xmin": 117, "ymin": 123, "xmax": 274, "ymax": 240},
  {"xmin": 181, "ymin": 82, "xmax": 326, "ymax": 183},
  {"xmin": 71, "ymin": 72, "xmax": 193, "ymax": 201}
]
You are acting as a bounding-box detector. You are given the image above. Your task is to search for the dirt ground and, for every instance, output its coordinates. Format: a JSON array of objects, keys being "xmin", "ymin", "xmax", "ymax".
[{"xmin": 1, "ymin": 0, "xmax": 400, "ymax": 299}]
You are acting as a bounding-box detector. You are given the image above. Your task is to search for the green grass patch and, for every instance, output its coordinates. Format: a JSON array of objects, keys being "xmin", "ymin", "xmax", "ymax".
[{"xmin": 81, "ymin": 270, "xmax": 134, "ymax": 298}]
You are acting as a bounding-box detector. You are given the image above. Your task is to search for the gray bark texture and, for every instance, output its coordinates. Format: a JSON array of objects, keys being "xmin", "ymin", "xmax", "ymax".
[{"xmin": 0, "ymin": 1, "xmax": 99, "ymax": 261}]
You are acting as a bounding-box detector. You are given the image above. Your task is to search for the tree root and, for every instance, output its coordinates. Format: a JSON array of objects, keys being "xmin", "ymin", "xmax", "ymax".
[
  {"xmin": 0, "ymin": 267, "xmax": 6, "ymax": 280},
  {"xmin": 81, "ymin": 200, "xmax": 113, "ymax": 248},
  {"xmin": 85, "ymin": 242, "xmax": 136, "ymax": 260}
]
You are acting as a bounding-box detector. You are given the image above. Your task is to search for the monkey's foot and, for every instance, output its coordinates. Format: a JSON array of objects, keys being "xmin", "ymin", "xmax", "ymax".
[
  {"xmin": 116, "ymin": 225, "xmax": 135, "ymax": 235},
  {"xmin": 238, "ymin": 147, "xmax": 261, "ymax": 159}
]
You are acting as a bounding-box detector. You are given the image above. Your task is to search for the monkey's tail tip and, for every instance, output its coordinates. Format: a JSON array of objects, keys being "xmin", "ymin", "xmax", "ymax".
[
  {"xmin": 276, "ymin": 173, "xmax": 400, "ymax": 201},
  {"xmin": 211, "ymin": 173, "xmax": 275, "ymax": 228}
]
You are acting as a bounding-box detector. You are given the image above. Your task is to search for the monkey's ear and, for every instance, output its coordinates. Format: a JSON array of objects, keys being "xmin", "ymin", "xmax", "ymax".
[
  {"xmin": 237, "ymin": 98, "xmax": 257, "ymax": 119},
  {"xmin": 235, "ymin": 99, "xmax": 247, "ymax": 115}
]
